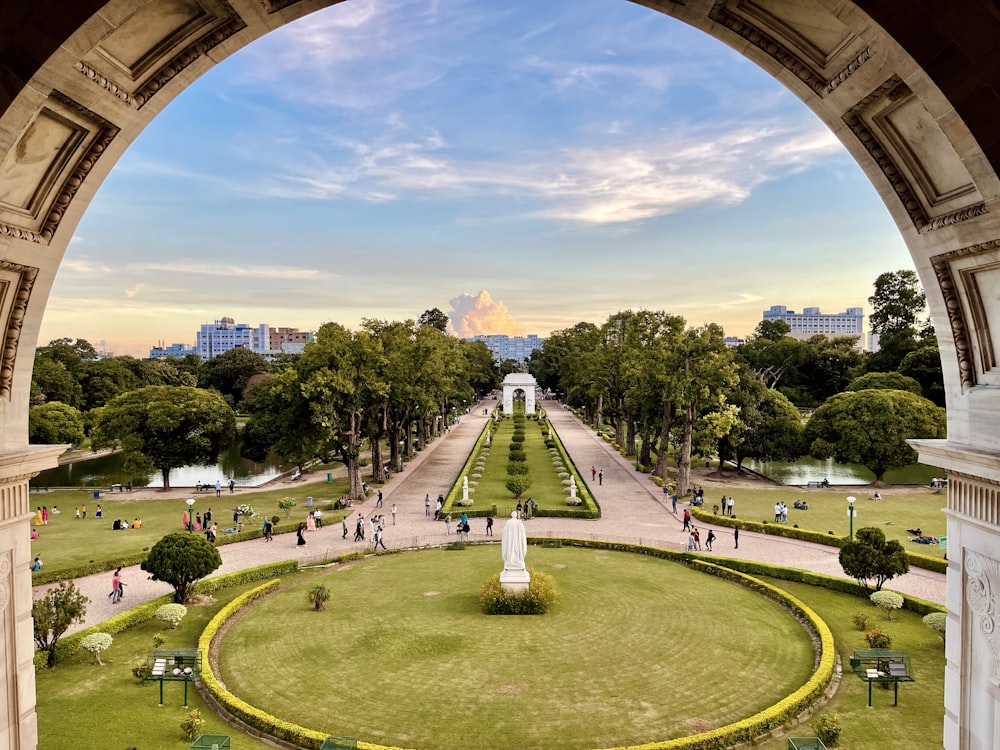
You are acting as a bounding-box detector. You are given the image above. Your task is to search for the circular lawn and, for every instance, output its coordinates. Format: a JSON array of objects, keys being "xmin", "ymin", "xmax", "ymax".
[{"xmin": 218, "ymin": 545, "xmax": 816, "ymax": 750}]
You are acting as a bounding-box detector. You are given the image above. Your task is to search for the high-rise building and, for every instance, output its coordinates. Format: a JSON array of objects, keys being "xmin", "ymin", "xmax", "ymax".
[
  {"xmin": 468, "ymin": 334, "xmax": 545, "ymax": 362},
  {"xmin": 762, "ymin": 305, "xmax": 865, "ymax": 346}
]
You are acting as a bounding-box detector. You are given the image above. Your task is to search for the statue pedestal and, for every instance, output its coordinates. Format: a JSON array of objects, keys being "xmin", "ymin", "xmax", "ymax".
[{"xmin": 500, "ymin": 568, "xmax": 530, "ymax": 592}]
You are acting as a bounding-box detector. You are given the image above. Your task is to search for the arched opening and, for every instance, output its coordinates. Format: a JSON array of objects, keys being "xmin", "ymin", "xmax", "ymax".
[{"xmin": 3, "ymin": 2, "xmax": 1000, "ymax": 748}]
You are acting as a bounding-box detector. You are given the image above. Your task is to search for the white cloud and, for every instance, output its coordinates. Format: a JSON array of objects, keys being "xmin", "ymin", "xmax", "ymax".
[
  {"xmin": 128, "ymin": 262, "xmax": 328, "ymax": 280},
  {"xmin": 448, "ymin": 290, "xmax": 525, "ymax": 337}
]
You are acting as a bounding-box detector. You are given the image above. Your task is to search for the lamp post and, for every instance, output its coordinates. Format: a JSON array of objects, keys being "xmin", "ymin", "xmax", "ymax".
[
  {"xmin": 847, "ymin": 496, "xmax": 856, "ymax": 539},
  {"xmin": 186, "ymin": 498, "xmax": 195, "ymax": 532}
]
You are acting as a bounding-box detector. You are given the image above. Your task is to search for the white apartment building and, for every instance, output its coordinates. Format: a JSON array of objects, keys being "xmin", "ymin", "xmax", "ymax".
[
  {"xmin": 196, "ymin": 317, "xmax": 270, "ymax": 360},
  {"xmin": 762, "ymin": 305, "xmax": 865, "ymax": 346},
  {"xmin": 469, "ymin": 334, "xmax": 545, "ymax": 362}
]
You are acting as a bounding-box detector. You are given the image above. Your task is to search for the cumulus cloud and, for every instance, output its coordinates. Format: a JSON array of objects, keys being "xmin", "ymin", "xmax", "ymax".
[{"xmin": 447, "ymin": 290, "xmax": 525, "ymax": 337}]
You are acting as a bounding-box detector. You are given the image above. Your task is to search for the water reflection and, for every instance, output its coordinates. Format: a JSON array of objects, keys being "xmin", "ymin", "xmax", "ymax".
[
  {"xmin": 747, "ymin": 456, "xmax": 938, "ymax": 486},
  {"xmin": 31, "ymin": 440, "xmax": 293, "ymax": 489}
]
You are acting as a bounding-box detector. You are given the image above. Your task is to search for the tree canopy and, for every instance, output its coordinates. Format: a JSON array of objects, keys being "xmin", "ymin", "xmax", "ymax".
[
  {"xmin": 32, "ymin": 580, "xmax": 88, "ymax": 667},
  {"xmin": 29, "ymin": 401, "xmax": 85, "ymax": 446},
  {"xmin": 90, "ymin": 385, "xmax": 236, "ymax": 488},
  {"xmin": 839, "ymin": 527, "xmax": 910, "ymax": 592},
  {"xmin": 142, "ymin": 532, "xmax": 223, "ymax": 603},
  {"xmin": 805, "ymin": 388, "xmax": 946, "ymax": 483}
]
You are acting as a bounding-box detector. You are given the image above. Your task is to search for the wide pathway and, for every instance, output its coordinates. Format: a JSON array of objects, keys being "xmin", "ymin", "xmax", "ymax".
[{"xmin": 43, "ymin": 398, "xmax": 945, "ymax": 634}]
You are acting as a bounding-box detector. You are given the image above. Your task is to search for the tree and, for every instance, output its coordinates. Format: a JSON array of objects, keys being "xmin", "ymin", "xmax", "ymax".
[
  {"xmin": 868, "ymin": 269, "xmax": 929, "ymax": 371},
  {"xmin": 90, "ymin": 385, "xmax": 236, "ymax": 488},
  {"xmin": 32, "ymin": 580, "xmax": 88, "ymax": 667},
  {"xmin": 839, "ymin": 527, "xmax": 909, "ymax": 592},
  {"xmin": 79, "ymin": 357, "xmax": 139, "ymax": 410},
  {"xmin": 870, "ymin": 590, "xmax": 904, "ymax": 620},
  {"xmin": 142, "ymin": 532, "xmax": 222, "ymax": 603},
  {"xmin": 805, "ymin": 389, "xmax": 946, "ymax": 484},
  {"xmin": 29, "ymin": 402, "xmax": 85, "ymax": 446},
  {"xmin": 898, "ymin": 341, "xmax": 946, "ymax": 407},
  {"xmin": 846, "ymin": 371, "xmax": 922, "ymax": 395},
  {"xmin": 204, "ymin": 347, "xmax": 270, "ymax": 406},
  {"xmin": 418, "ymin": 307, "xmax": 450, "ymax": 332}
]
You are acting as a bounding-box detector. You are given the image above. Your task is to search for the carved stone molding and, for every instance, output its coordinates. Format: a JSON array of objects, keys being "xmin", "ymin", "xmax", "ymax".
[
  {"xmin": 966, "ymin": 550, "xmax": 1000, "ymax": 676},
  {"xmin": 0, "ymin": 261, "xmax": 38, "ymax": 400},
  {"xmin": 261, "ymin": 0, "xmax": 307, "ymax": 12},
  {"xmin": 930, "ymin": 240, "xmax": 1000, "ymax": 389},
  {"xmin": 76, "ymin": 0, "xmax": 247, "ymax": 110},
  {"xmin": 948, "ymin": 471, "xmax": 1000, "ymax": 527},
  {"xmin": 0, "ymin": 91, "xmax": 119, "ymax": 245},
  {"xmin": 708, "ymin": 0, "xmax": 870, "ymax": 97},
  {"xmin": 843, "ymin": 75, "xmax": 987, "ymax": 234}
]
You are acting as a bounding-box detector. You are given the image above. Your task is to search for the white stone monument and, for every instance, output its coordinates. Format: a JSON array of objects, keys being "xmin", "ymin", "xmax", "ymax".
[
  {"xmin": 462, "ymin": 475, "xmax": 469, "ymax": 504},
  {"xmin": 502, "ymin": 373, "xmax": 538, "ymax": 415},
  {"xmin": 500, "ymin": 511, "xmax": 530, "ymax": 592},
  {"xmin": 569, "ymin": 475, "xmax": 577, "ymax": 500}
]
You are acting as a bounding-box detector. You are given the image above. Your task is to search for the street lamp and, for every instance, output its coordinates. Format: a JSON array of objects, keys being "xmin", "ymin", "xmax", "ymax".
[
  {"xmin": 186, "ymin": 498, "xmax": 195, "ymax": 532},
  {"xmin": 847, "ymin": 496, "xmax": 856, "ymax": 539}
]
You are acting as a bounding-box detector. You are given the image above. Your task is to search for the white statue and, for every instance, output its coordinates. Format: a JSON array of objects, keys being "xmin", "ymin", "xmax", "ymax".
[
  {"xmin": 462, "ymin": 476, "xmax": 468, "ymax": 490},
  {"xmin": 501, "ymin": 511, "xmax": 527, "ymax": 571},
  {"xmin": 569, "ymin": 475, "xmax": 577, "ymax": 499}
]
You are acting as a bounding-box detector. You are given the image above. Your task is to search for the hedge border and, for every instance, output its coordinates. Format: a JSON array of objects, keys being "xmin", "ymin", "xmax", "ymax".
[
  {"xmin": 33, "ymin": 559, "xmax": 301, "ymax": 670},
  {"xmin": 200, "ymin": 540, "xmax": 834, "ymax": 750},
  {"xmin": 689, "ymin": 508, "xmax": 948, "ymax": 574}
]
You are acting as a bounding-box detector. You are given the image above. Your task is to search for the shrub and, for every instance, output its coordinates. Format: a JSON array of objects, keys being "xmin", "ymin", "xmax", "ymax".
[
  {"xmin": 812, "ymin": 713, "xmax": 842, "ymax": 746},
  {"xmin": 479, "ymin": 570, "xmax": 557, "ymax": 614},
  {"xmin": 277, "ymin": 497, "xmax": 297, "ymax": 517},
  {"xmin": 852, "ymin": 611, "xmax": 870, "ymax": 631},
  {"xmin": 78, "ymin": 632, "xmax": 113, "ymax": 665},
  {"xmin": 510, "ymin": 433, "xmax": 525, "ymax": 444},
  {"xmin": 506, "ymin": 461, "xmax": 529, "ymax": 475},
  {"xmin": 152, "ymin": 632, "xmax": 166, "ymax": 648},
  {"xmin": 865, "ymin": 629, "xmax": 892, "ymax": 648},
  {"xmin": 132, "ymin": 660, "xmax": 152, "ymax": 684},
  {"xmin": 544, "ymin": 439, "xmax": 556, "ymax": 448},
  {"xmin": 308, "ymin": 585, "xmax": 331, "ymax": 611},
  {"xmin": 923, "ymin": 612, "xmax": 947, "ymax": 643},
  {"xmin": 180, "ymin": 709, "xmax": 206, "ymax": 741},
  {"xmin": 505, "ymin": 475, "xmax": 531, "ymax": 498},
  {"xmin": 155, "ymin": 603, "xmax": 188, "ymax": 629},
  {"xmin": 870, "ymin": 590, "xmax": 904, "ymax": 620},
  {"xmin": 508, "ymin": 448, "xmax": 526, "ymax": 461}
]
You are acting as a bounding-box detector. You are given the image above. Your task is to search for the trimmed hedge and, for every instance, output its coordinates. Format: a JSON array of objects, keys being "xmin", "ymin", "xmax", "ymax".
[{"xmin": 689, "ymin": 508, "xmax": 948, "ymax": 574}]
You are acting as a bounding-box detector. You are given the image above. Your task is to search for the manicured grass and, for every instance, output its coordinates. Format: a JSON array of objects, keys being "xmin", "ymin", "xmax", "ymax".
[
  {"xmin": 29, "ymin": 477, "xmax": 351, "ymax": 575},
  {"xmin": 35, "ymin": 579, "xmax": 295, "ymax": 749},
  {"xmin": 694, "ymin": 485, "xmax": 949, "ymax": 558},
  {"xmin": 219, "ymin": 545, "xmax": 816, "ymax": 750},
  {"xmin": 751, "ymin": 576, "xmax": 945, "ymax": 750},
  {"xmin": 467, "ymin": 415, "xmax": 575, "ymax": 514}
]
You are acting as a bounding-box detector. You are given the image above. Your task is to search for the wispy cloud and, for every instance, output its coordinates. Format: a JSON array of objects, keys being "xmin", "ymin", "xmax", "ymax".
[{"xmin": 128, "ymin": 262, "xmax": 328, "ymax": 280}]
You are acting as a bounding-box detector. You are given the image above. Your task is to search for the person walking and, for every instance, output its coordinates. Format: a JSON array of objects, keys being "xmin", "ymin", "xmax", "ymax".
[
  {"xmin": 706, "ymin": 530, "xmax": 716, "ymax": 551},
  {"xmin": 425, "ymin": 494, "xmax": 431, "ymax": 516},
  {"xmin": 109, "ymin": 567, "xmax": 123, "ymax": 604},
  {"xmin": 296, "ymin": 523, "xmax": 306, "ymax": 546},
  {"xmin": 391, "ymin": 503, "xmax": 397, "ymax": 525},
  {"xmin": 354, "ymin": 515, "xmax": 365, "ymax": 542},
  {"xmin": 373, "ymin": 527, "xmax": 386, "ymax": 551},
  {"xmin": 376, "ymin": 490, "xmax": 383, "ymax": 508},
  {"xmin": 215, "ymin": 480, "xmax": 222, "ymax": 497},
  {"xmin": 734, "ymin": 525, "xmax": 740, "ymax": 549},
  {"xmin": 228, "ymin": 478, "xmax": 235, "ymax": 494},
  {"xmin": 598, "ymin": 469, "xmax": 603, "ymax": 486},
  {"xmin": 682, "ymin": 509, "xmax": 691, "ymax": 531},
  {"xmin": 342, "ymin": 517, "xmax": 349, "ymax": 539},
  {"xmin": 445, "ymin": 514, "xmax": 452, "ymax": 535},
  {"xmin": 486, "ymin": 516, "xmax": 494, "ymax": 536},
  {"xmin": 671, "ymin": 494, "xmax": 678, "ymax": 514}
]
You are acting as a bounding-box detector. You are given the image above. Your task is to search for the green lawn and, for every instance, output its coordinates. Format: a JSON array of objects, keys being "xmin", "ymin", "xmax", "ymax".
[
  {"xmin": 35, "ymin": 580, "xmax": 292, "ymax": 750},
  {"xmin": 694, "ymin": 485, "xmax": 949, "ymax": 558},
  {"xmin": 29, "ymin": 477, "xmax": 351, "ymax": 575},
  {"xmin": 219, "ymin": 545, "xmax": 816, "ymax": 750},
  {"xmin": 467, "ymin": 415, "xmax": 572, "ymax": 514},
  {"xmin": 752, "ymin": 576, "xmax": 945, "ymax": 750}
]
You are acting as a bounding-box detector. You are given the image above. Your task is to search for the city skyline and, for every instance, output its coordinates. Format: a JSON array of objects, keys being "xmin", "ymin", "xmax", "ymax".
[{"xmin": 38, "ymin": 0, "xmax": 915, "ymax": 357}]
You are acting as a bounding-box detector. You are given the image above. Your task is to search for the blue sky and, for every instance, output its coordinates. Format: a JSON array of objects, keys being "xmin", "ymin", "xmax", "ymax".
[{"xmin": 42, "ymin": 0, "xmax": 915, "ymax": 356}]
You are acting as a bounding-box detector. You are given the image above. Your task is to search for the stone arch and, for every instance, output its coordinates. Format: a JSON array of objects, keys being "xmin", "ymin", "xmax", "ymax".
[
  {"xmin": 2, "ymin": 2, "xmax": 1000, "ymax": 748},
  {"xmin": 502, "ymin": 373, "xmax": 538, "ymax": 415}
]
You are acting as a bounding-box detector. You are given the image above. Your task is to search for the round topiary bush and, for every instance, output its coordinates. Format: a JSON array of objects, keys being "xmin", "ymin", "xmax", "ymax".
[
  {"xmin": 923, "ymin": 612, "xmax": 946, "ymax": 642},
  {"xmin": 812, "ymin": 713, "xmax": 842, "ymax": 746},
  {"xmin": 506, "ymin": 461, "xmax": 529, "ymax": 475},
  {"xmin": 870, "ymin": 590, "xmax": 904, "ymax": 620},
  {"xmin": 156, "ymin": 603, "xmax": 189, "ymax": 629}
]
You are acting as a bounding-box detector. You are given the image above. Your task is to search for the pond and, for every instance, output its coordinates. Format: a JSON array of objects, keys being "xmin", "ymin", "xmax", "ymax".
[
  {"xmin": 31, "ymin": 440, "xmax": 294, "ymax": 489},
  {"xmin": 746, "ymin": 456, "xmax": 940, "ymax": 486}
]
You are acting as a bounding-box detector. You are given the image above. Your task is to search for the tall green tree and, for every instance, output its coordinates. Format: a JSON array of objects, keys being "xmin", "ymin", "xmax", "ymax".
[
  {"xmin": 805, "ymin": 389, "xmax": 946, "ymax": 484},
  {"xmin": 203, "ymin": 347, "xmax": 270, "ymax": 406},
  {"xmin": 32, "ymin": 581, "xmax": 88, "ymax": 667},
  {"xmin": 29, "ymin": 402, "xmax": 85, "ymax": 446},
  {"xmin": 241, "ymin": 368, "xmax": 330, "ymax": 470},
  {"xmin": 868, "ymin": 269, "xmax": 929, "ymax": 371},
  {"xmin": 90, "ymin": 386, "xmax": 236, "ymax": 488},
  {"xmin": 839, "ymin": 527, "xmax": 910, "ymax": 592},
  {"xmin": 418, "ymin": 307, "xmax": 451, "ymax": 332},
  {"xmin": 898, "ymin": 340, "xmax": 946, "ymax": 407},
  {"xmin": 142, "ymin": 532, "xmax": 223, "ymax": 603}
]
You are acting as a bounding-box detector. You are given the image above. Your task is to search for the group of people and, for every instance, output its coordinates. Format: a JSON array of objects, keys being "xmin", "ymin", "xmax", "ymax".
[
  {"xmin": 792, "ymin": 499, "xmax": 810, "ymax": 510},
  {"xmin": 773, "ymin": 502, "xmax": 790, "ymax": 523},
  {"xmin": 718, "ymin": 495, "xmax": 735, "ymax": 516},
  {"xmin": 686, "ymin": 526, "xmax": 717, "ymax": 552},
  {"xmin": 111, "ymin": 517, "xmax": 142, "ymax": 530},
  {"xmin": 444, "ymin": 512, "xmax": 473, "ymax": 540}
]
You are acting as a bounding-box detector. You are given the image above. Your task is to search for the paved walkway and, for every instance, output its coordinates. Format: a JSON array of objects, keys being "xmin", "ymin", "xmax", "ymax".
[{"xmin": 42, "ymin": 398, "xmax": 945, "ymax": 633}]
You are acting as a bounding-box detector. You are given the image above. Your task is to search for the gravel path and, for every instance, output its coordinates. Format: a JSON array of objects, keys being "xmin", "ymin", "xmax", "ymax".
[{"xmin": 40, "ymin": 398, "xmax": 945, "ymax": 634}]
